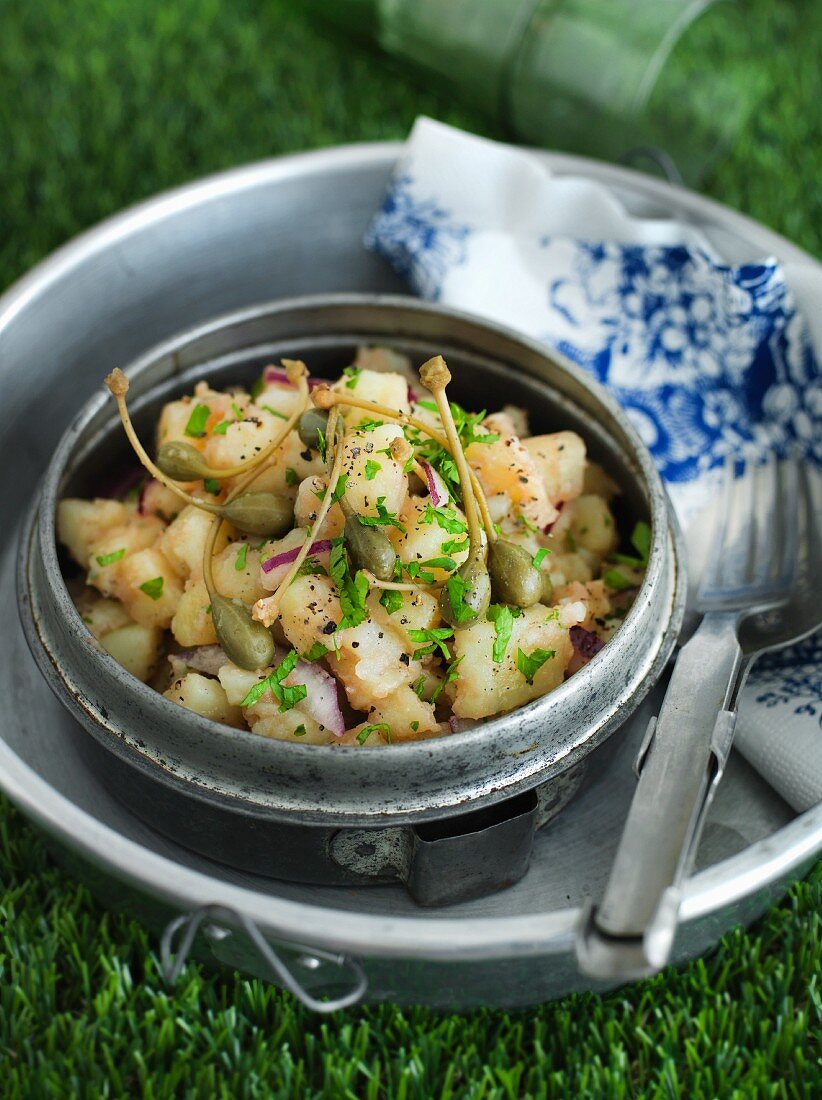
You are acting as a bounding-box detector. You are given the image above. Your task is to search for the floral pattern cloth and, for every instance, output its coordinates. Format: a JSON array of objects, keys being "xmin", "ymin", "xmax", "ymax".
[{"xmin": 367, "ymin": 118, "xmax": 821, "ymax": 810}]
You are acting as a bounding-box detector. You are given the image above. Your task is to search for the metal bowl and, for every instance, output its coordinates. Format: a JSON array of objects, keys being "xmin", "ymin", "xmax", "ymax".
[
  {"xmin": 21, "ymin": 295, "xmax": 682, "ymax": 896},
  {"xmin": 2, "ymin": 143, "xmax": 818, "ymax": 1004}
]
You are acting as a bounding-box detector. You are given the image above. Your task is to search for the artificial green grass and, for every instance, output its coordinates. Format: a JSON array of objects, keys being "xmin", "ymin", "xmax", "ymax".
[{"xmin": 0, "ymin": 0, "xmax": 820, "ymax": 1095}]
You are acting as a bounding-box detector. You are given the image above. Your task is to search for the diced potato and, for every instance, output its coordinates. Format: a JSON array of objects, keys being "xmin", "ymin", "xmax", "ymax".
[
  {"xmin": 368, "ymin": 588, "xmax": 441, "ymax": 649},
  {"xmin": 294, "ymin": 477, "xmax": 344, "ymax": 538},
  {"xmin": 582, "ymin": 461, "xmax": 621, "ymax": 502},
  {"xmin": 545, "ymin": 550, "xmax": 595, "ymax": 588},
  {"xmin": 140, "ymin": 479, "xmax": 182, "ymax": 521},
  {"xmin": 278, "ymin": 575, "xmax": 340, "ymax": 655},
  {"xmin": 163, "ymin": 671, "xmax": 244, "ymax": 726},
  {"xmin": 159, "ymin": 505, "xmax": 224, "ymax": 580},
  {"xmin": 388, "ymin": 494, "xmax": 469, "ymax": 581},
  {"xmin": 363, "ymin": 686, "xmax": 439, "ymax": 739},
  {"xmin": 452, "ymin": 606, "xmax": 573, "ymax": 719},
  {"xmin": 253, "ymin": 379, "xmax": 306, "ymax": 419},
  {"xmin": 202, "ymin": 407, "xmax": 284, "ymax": 471},
  {"xmin": 57, "ymin": 498, "xmax": 128, "ymax": 566},
  {"xmin": 467, "ymin": 427, "xmax": 558, "ymax": 531},
  {"xmin": 86, "ymin": 516, "xmax": 166, "ymax": 598},
  {"xmin": 170, "ymin": 578, "xmax": 218, "ymax": 646},
  {"xmin": 333, "ymin": 368, "xmax": 410, "ymax": 427},
  {"xmin": 76, "ymin": 595, "xmax": 132, "ymax": 640},
  {"xmin": 550, "ymin": 494, "xmax": 618, "ymax": 559},
  {"xmin": 339, "ymin": 424, "xmax": 408, "ymax": 519},
  {"xmin": 156, "ymin": 384, "xmax": 230, "ymax": 447},
  {"xmin": 218, "ymin": 662, "xmax": 335, "ymax": 744},
  {"xmin": 231, "ymin": 433, "xmax": 324, "ymax": 498},
  {"xmin": 211, "ymin": 542, "xmax": 268, "ymax": 604},
  {"xmin": 101, "ymin": 622, "xmax": 163, "ymax": 682},
  {"xmin": 118, "ymin": 547, "xmax": 184, "ymax": 628},
  {"xmin": 523, "ymin": 431, "xmax": 586, "ymax": 507}
]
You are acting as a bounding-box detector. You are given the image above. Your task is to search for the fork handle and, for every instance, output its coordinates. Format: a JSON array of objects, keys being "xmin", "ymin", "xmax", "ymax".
[{"xmin": 576, "ymin": 611, "xmax": 742, "ymax": 980}]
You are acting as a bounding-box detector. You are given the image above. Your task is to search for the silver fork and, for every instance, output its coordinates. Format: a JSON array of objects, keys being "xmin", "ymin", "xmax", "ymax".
[{"xmin": 576, "ymin": 453, "xmax": 815, "ymax": 981}]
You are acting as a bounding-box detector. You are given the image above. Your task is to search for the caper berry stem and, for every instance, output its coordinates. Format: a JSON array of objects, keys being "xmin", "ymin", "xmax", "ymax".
[
  {"xmin": 418, "ymin": 356, "xmax": 484, "ymax": 555},
  {"xmin": 252, "ymin": 429, "xmax": 349, "ymax": 628},
  {"xmin": 362, "ymin": 572, "xmax": 437, "ymax": 593},
  {"xmin": 104, "ymin": 369, "xmax": 223, "ymax": 514},
  {"xmin": 312, "ymin": 385, "xmax": 496, "ymax": 542}
]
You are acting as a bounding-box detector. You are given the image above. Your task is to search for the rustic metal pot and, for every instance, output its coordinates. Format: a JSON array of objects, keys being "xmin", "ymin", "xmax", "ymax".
[{"xmin": 19, "ymin": 294, "xmax": 684, "ymax": 902}]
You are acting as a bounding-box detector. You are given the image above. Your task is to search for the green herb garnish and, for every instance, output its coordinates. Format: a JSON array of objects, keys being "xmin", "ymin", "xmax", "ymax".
[
  {"xmin": 380, "ymin": 588, "xmax": 404, "ymax": 615},
  {"xmin": 234, "ymin": 544, "xmax": 248, "ymax": 571},
  {"xmin": 95, "ymin": 548, "xmax": 125, "ymax": 567},
  {"xmin": 357, "ymin": 497, "xmax": 405, "ymax": 532},
  {"xmin": 293, "ymin": 724, "xmax": 307, "ymax": 737},
  {"xmin": 532, "ymin": 547, "xmax": 550, "ymax": 569},
  {"xmin": 296, "ymin": 556, "xmax": 328, "ymax": 578},
  {"xmin": 285, "ymin": 467, "xmax": 298, "ymax": 487},
  {"xmin": 261, "ymin": 404, "xmax": 288, "ymax": 421},
  {"xmin": 408, "ymin": 626, "xmax": 454, "ymax": 660},
  {"xmin": 184, "ymin": 405, "xmax": 210, "ymax": 438},
  {"xmin": 329, "ymin": 538, "xmax": 369, "ymax": 630},
  {"xmin": 316, "ymin": 428, "xmax": 327, "ymax": 462},
  {"xmin": 364, "ymin": 459, "xmax": 381, "ymax": 481},
  {"xmin": 343, "ymin": 366, "xmax": 362, "ymax": 390},
  {"xmin": 240, "ymin": 649, "xmax": 307, "ymax": 712},
  {"xmin": 331, "ymin": 475, "xmax": 348, "ymax": 504},
  {"xmin": 431, "ymin": 655, "xmax": 463, "ymax": 704},
  {"xmin": 203, "ymin": 477, "xmax": 221, "ymax": 495},
  {"xmin": 301, "ymin": 642, "xmax": 328, "ymax": 662},
  {"xmin": 603, "ymin": 568, "xmax": 636, "ymax": 591},
  {"xmin": 139, "ymin": 576, "xmax": 164, "ymax": 601},
  {"xmin": 487, "ymin": 604, "xmax": 515, "ymax": 663},
  {"xmin": 516, "ymin": 647, "xmax": 555, "ymax": 684},
  {"xmin": 356, "ymin": 722, "xmax": 390, "ymax": 745}
]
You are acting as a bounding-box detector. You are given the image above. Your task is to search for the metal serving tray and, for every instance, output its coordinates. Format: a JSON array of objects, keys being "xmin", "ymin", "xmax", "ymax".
[{"xmin": 1, "ymin": 143, "xmax": 820, "ymax": 1008}]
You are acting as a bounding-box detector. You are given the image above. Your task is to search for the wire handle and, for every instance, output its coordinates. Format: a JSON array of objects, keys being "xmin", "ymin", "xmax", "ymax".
[{"xmin": 160, "ymin": 904, "xmax": 367, "ymax": 1013}]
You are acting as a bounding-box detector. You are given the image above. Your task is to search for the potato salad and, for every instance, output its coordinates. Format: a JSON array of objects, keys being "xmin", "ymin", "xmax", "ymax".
[{"xmin": 57, "ymin": 347, "xmax": 648, "ymax": 746}]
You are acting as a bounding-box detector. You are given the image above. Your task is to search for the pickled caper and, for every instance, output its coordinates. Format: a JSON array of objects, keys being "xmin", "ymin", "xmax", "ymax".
[
  {"xmin": 297, "ymin": 407, "xmax": 330, "ymax": 451},
  {"xmin": 221, "ymin": 492, "xmax": 294, "ymax": 537},
  {"xmin": 439, "ymin": 555, "xmax": 492, "ymax": 628},
  {"xmin": 540, "ymin": 572, "xmax": 554, "ymax": 606},
  {"xmin": 156, "ymin": 440, "xmax": 212, "ymax": 482},
  {"xmin": 344, "ymin": 515, "xmax": 397, "ymax": 581},
  {"xmin": 488, "ymin": 540, "xmax": 542, "ymax": 608},
  {"xmin": 210, "ymin": 595, "xmax": 276, "ymax": 670}
]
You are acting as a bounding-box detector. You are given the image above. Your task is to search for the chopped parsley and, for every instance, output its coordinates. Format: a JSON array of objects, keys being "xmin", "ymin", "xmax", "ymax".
[
  {"xmin": 234, "ymin": 544, "xmax": 248, "ymax": 571},
  {"xmin": 211, "ymin": 419, "xmax": 230, "ymax": 435},
  {"xmin": 250, "ymin": 373, "xmax": 264, "ymax": 400},
  {"xmin": 184, "ymin": 404, "xmax": 210, "ymax": 438},
  {"xmin": 261, "ymin": 404, "xmax": 288, "ymax": 420},
  {"xmin": 431, "ymin": 655, "xmax": 463, "ymax": 704},
  {"xmin": 565, "ymin": 531, "xmax": 577, "ymax": 552},
  {"xmin": 231, "ymin": 402, "xmax": 243, "ymax": 420},
  {"xmin": 413, "ymin": 676, "xmax": 427, "ymax": 698},
  {"xmin": 518, "ymin": 513, "xmax": 539, "ymax": 535},
  {"xmin": 357, "ymin": 497, "xmax": 405, "ymax": 532},
  {"xmin": 329, "ymin": 538, "xmax": 369, "ymax": 630},
  {"xmin": 357, "ymin": 418, "xmax": 384, "ymax": 432},
  {"xmin": 603, "ymin": 568, "xmax": 636, "ymax": 591},
  {"xmin": 240, "ymin": 649, "xmax": 307, "ymax": 712},
  {"xmin": 331, "ymin": 475, "xmax": 348, "ymax": 504},
  {"xmin": 610, "ymin": 521, "xmax": 652, "ymax": 570},
  {"xmin": 285, "ymin": 467, "xmax": 298, "ymax": 487},
  {"xmin": 203, "ymin": 477, "xmax": 221, "ymax": 495},
  {"xmin": 295, "ymin": 556, "xmax": 328, "ymax": 578},
  {"xmin": 443, "ymin": 573, "xmax": 476, "ymax": 624},
  {"xmin": 532, "ymin": 547, "xmax": 550, "ymax": 569},
  {"xmin": 356, "ymin": 722, "xmax": 390, "ymax": 745},
  {"xmin": 441, "ymin": 536, "xmax": 469, "ymax": 556},
  {"xmin": 343, "ymin": 365, "xmax": 362, "ymax": 390},
  {"xmin": 95, "ymin": 548, "xmax": 125, "ymax": 567},
  {"xmin": 420, "ymin": 504, "xmax": 467, "ymax": 535},
  {"xmin": 487, "ymin": 604, "xmax": 516, "ymax": 663},
  {"xmin": 316, "ymin": 428, "xmax": 327, "ymax": 462},
  {"xmin": 410, "ymin": 721, "xmax": 419, "ymax": 732},
  {"xmin": 301, "ymin": 641, "xmax": 328, "ymax": 662},
  {"xmin": 408, "ymin": 626, "xmax": 454, "ymax": 660},
  {"xmin": 364, "ymin": 459, "xmax": 381, "ymax": 481},
  {"xmin": 380, "ymin": 588, "xmax": 404, "ymax": 615},
  {"xmin": 293, "ymin": 724, "xmax": 307, "ymax": 737},
  {"xmin": 516, "ymin": 647, "xmax": 555, "ymax": 684},
  {"xmin": 138, "ymin": 576, "xmax": 164, "ymax": 601}
]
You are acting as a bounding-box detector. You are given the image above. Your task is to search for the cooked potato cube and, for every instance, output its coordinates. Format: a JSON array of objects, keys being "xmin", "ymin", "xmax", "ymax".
[
  {"xmin": 170, "ymin": 579, "xmax": 218, "ymax": 647},
  {"xmin": 164, "ymin": 671, "xmax": 244, "ymax": 726},
  {"xmin": 523, "ymin": 431, "xmax": 586, "ymax": 507},
  {"xmin": 101, "ymin": 622, "xmax": 163, "ymax": 682},
  {"xmin": 57, "ymin": 498, "xmax": 128, "ymax": 566},
  {"xmin": 118, "ymin": 547, "xmax": 184, "ymax": 628}
]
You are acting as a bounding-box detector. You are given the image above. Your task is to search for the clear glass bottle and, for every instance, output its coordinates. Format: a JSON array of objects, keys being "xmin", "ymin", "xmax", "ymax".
[{"xmin": 309, "ymin": 0, "xmax": 758, "ymax": 184}]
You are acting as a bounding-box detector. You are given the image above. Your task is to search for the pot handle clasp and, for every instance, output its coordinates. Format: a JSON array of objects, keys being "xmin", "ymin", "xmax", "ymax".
[{"xmin": 160, "ymin": 904, "xmax": 367, "ymax": 1012}]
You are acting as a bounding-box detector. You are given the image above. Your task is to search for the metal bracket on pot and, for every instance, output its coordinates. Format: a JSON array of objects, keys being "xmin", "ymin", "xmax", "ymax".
[
  {"xmin": 330, "ymin": 789, "xmax": 540, "ymax": 906},
  {"xmin": 160, "ymin": 903, "xmax": 367, "ymax": 1012}
]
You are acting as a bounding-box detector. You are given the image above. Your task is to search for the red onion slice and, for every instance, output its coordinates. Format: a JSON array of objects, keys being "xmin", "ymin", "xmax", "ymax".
[
  {"xmin": 287, "ymin": 658, "xmax": 345, "ymax": 737},
  {"xmin": 261, "ymin": 539, "xmax": 333, "ymax": 574},
  {"xmin": 543, "ymin": 502, "xmax": 563, "ymax": 535},
  {"xmin": 448, "ymin": 715, "xmax": 480, "ymax": 734},
  {"xmin": 570, "ymin": 626, "xmax": 605, "ymax": 664},
  {"xmin": 169, "ymin": 645, "xmax": 228, "ymax": 678},
  {"xmin": 263, "ymin": 366, "xmax": 323, "ymax": 390},
  {"xmin": 418, "ymin": 460, "xmax": 448, "ymax": 507}
]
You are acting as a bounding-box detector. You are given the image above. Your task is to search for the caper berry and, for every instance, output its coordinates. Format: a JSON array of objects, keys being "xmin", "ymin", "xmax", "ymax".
[
  {"xmin": 439, "ymin": 556, "xmax": 491, "ymax": 628},
  {"xmin": 488, "ymin": 540, "xmax": 542, "ymax": 608},
  {"xmin": 297, "ymin": 407, "xmax": 330, "ymax": 451},
  {"xmin": 344, "ymin": 515, "xmax": 397, "ymax": 581},
  {"xmin": 156, "ymin": 440, "xmax": 211, "ymax": 482},
  {"xmin": 221, "ymin": 492, "xmax": 294, "ymax": 537},
  {"xmin": 210, "ymin": 595, "xmax": 276, "ymax": 671},
  {"xmin": 540, "ymin": 572, "xmax": 554, "ymax": 606}
]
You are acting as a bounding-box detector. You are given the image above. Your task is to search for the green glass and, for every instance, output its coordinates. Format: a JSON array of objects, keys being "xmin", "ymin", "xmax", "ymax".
[{"xmin": 308, "ymin": 0, "xmax": 759, "ymax": 183}]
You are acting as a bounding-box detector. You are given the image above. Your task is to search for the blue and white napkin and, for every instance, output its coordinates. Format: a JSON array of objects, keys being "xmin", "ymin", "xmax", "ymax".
[{"xmin": 366, "ymin": 118, "xmax": 822, "ymax": 811}]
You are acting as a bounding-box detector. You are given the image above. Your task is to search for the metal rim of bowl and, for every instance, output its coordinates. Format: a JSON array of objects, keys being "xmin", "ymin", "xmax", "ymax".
[
  {"xmin": 24, "ymin": 292, "xmax": 683, "ymax": 825},
  {"xmin": 1, "ymin": 142, "xmax": 819, "ymax": 960}
]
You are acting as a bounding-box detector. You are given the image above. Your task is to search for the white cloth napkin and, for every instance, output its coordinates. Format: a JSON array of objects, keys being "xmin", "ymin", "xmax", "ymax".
[{"xmin": 366, "ymin": 117, "xmax": 822, "ymax": 812}]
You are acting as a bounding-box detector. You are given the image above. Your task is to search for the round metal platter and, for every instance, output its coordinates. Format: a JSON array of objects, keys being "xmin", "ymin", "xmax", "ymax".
[{"xmin": 2, "ymin": 143, "xmax": 820, "ymax": 1008}]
